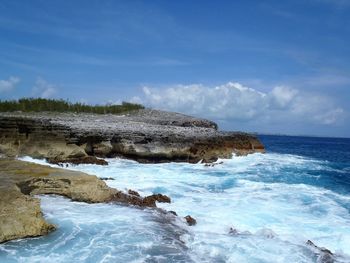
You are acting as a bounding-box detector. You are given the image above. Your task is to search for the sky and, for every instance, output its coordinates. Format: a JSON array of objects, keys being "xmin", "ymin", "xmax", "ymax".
[{"xmin": 0, "ymin": 0, "xmax": 349, "ymax": 137}]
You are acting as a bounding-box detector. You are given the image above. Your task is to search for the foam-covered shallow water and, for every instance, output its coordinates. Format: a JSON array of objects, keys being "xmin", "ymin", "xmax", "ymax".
[{"xmin": 1, "ymin": 135, "xmax": 350, "ymax": 262}]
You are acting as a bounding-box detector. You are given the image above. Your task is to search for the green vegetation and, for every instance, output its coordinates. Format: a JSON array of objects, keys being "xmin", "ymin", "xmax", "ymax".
[{"xmin": 0, "ymin": 98, "xmax": 144, "ymax": 114}]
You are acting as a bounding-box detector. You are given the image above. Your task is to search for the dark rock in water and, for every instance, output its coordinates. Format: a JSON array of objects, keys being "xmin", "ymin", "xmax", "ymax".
[
  {"xmin": 168, "ymin": 211, "xmax": 178, "ymax": 216},
  {"xmin": 306, "ymin": 240, "xmax": 333, "ymax": 255},
  {"xmin": 128, "ymin": 189, "xmax": 140, "ymax": 196},
  {"xmin": 306, "ymin": 240, "xmax": 334, "ymax": 263},
  {"xmin": 255, "ymin": 228, "xmax": 276, "ymax": 239},
  {"xmin": 184, "ymin": 215, "xmax": 197, "ymax": 226},
  {"xmin": 100, "ymin": 177, "xmax": 115, "ymax": 181},
  {"xmin": 229, "ymin": 227, "xmax": 239, "ymax": 235},
  {"xmin": 142, "ymin": 194, "xmax": 171, "ymax": 207},
  {"xmin": 47, "ymin": 156, "xmax": 108, "ymax": 166},
  {"xmin": 0, "ymin": 110, "xmax": 265, "ymax": 164},
  {"xmin": 110, "ymin": 191, "xmax": 145, "ymax": 207},
  {"xmin": 111, "ymin": 192, "xmax": 171, "ymax": 208},
  {"xmin": 229, "ymin": 227, "xmax": 252, "ymax": 236},
  {"xmin": 204, "ymin": 161, "xmax": 224, "ymax": 167}
]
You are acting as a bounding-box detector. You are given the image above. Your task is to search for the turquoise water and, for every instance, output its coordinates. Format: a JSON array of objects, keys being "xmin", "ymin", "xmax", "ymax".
[{"xmin": 1, "ymin": 135, "xmax": 350, "ymax": 262}]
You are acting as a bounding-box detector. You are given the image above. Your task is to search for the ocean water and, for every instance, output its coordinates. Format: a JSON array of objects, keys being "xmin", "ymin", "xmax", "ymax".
[{"xmin": 1, "ymin": 135, "xmax": 350, "ymax": 263}]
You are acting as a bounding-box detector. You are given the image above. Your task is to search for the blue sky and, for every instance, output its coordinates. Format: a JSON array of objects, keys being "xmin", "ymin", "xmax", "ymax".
[{"xmin": 0, "ymin": 0, "xmax": 349, "ymax": 137}]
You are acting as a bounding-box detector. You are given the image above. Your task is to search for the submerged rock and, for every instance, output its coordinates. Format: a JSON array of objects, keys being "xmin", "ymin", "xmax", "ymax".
[
  {"xmin": 168, "ymin": 211, "xmax": 178, "ymax": 216},
  {"xmin": 306, "ymin": 240, "xmax": 335, "ymax": 263},
  {"xmin": 255, "ymin": 228, "xmax": 277, "ymax": 239},
  {"xmin": 229, "ymin": 227, "xmax": 239, "ymax": 235},
  {"xmin": 204, "ymin": 161, "xmax": 224, "ymax": 167},
  {"xmin": 184, "ymin": 215, "xmax": 197, "ymax": 226},
  {"xmin": 229, "ymin": 227, "xmax": 252, "ymax": 236},
  {"xmin": 100, "ymin": 177, "xmax": 115, "ymax": 181},
  {"xmin": 0, "ymin": 110, "xmax": 265, "ymax": 164}
]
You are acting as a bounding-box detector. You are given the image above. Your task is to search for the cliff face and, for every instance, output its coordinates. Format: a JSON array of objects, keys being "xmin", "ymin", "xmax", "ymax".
[{"xmin": 0, "ymin": 109, "xmax": 264, "ymax": 164}]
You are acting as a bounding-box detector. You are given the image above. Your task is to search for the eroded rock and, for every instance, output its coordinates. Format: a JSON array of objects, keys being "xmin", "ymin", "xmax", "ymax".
[
  {"xmin": 142, "ymin": 194, "xmax": 171, "ymax": 207},
  {"xmin": 0, "ymin": 159, "xmax": 172, "ymax": 243},
  {"xmin": 128, "ymin": 189, "xmax": 140, "ymax": 196},
  {"xmin": 0, "ymin": 186, "xmax": 56, "ymax": 244},
  {"xmin": 0, "ymin": 110, "xmax": 265, "ymax": 164}
]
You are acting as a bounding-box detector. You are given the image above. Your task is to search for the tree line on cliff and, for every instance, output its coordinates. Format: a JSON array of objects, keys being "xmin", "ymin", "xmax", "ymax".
[{"xmin": 0, "ymin": 98, "xmax": 144, "ymax": 114}]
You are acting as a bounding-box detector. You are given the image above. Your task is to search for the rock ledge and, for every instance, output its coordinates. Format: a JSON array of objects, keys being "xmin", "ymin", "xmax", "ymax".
[
  {"xmin": 0, "ymin": 109, "xmax": 264, "ymax": 163},
  {"xmin": 0, "ymin": 159, "xmax": 171, "ymax": 243}
]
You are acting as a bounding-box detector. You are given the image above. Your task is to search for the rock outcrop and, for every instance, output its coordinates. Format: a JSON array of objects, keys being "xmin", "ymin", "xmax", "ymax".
[
  {"xmin": 0, "ymin": 109, "xmax": 264, "ymax": 164},
  {"xmin": 306, "ymin": 240, "xmax": 335, "ymax": 263},
  {"xmin": 0, "ymin": 159, "xmax": 172, "ymax": 243}
]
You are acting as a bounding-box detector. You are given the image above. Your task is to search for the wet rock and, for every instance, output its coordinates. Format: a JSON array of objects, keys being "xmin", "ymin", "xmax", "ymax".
[
  {"xmin": 306, "ymin": 240, "xmax": 333, "ymax": 255},
  {"xmin": 128, "ymin": 189, "xmax": 140, "ymax": 196},
  {"xmin": 0, "ymin": 186, "xmax": 56, "ymax": 244},
  {"xmin": 47, "ymin": 156, "xmax": 108, "ymax": 166},
  {"xmin": 110, "ymin": 191, "xmax": 145, "ymax": 207},
  {"xmin": 0, "ymin": 159, "xmax": 173, "ymax": 243},
  {"xmin": 100, "ymin": 177, "xmax": 115, "ymax": 181},
  {"xmin": 169, "ymin": 211, "xmax": 178, "ymax": 216},
  {"xmin": 143, "ymin": 193, "xmax": 171, "ymax": 207},
  {"xmin": 204, "ymin": 161, "xmax": 224, "ymax": 167},
  {"xmin": 229, "ymin": 227, "xmax": 252, "ymax": 236},
  {"xmin": 184, "ymin": 215, "xmax": 197, "ymax": 226},
  {"xmin": 229, "ymin": 227, "xmax": 239, "ymax": 235},
  {"xmin": 306, "ymin": 240, "xmax": 334, "ymax": 263}
]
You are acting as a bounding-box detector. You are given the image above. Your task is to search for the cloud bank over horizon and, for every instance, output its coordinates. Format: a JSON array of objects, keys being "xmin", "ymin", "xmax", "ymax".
[{"xmin": 132, "ymin": 82, "xmax": 346, "ymax": 135}]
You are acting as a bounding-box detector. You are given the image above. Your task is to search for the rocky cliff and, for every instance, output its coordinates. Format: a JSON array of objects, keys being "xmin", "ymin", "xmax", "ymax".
[{"xmin": 0, "ymin": 109, "xmax": 264, "ymax": 164}]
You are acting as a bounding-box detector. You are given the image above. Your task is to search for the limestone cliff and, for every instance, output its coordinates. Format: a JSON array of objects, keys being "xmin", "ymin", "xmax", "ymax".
[{"xmin": 0, "ymin": 109, "xmax": 264, "ymax": 164}]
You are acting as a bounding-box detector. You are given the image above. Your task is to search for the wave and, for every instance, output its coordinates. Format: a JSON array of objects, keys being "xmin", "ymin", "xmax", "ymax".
[{"xmin": 8, "ymin": 153, "xmax": 350, "ymax": 262}]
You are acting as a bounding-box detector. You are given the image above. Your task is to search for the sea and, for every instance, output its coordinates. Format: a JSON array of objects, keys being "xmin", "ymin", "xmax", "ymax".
[{"xmin": 0, "ymin": 135, "xmax": 350, "ymax": 263}]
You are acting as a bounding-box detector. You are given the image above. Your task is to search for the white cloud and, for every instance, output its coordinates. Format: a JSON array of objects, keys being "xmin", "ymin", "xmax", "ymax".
[
  {"xmin": 32, "ymin": 77, "xmax": 57, "ymax": 98},
  {"xmin": 0, "ymin": 76, "xmax": 20, "ymax": 93},
  {"xmin": 133, "ymin": 82, "xmax": 345, "ymax": 126},
  {"xmin": 269, "ymin": 86, "xmax": 298, "ymax": 109}
]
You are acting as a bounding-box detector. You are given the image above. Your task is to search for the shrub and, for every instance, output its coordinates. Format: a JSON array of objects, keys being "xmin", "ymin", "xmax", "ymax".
[{"xmin": 0, "ymin": 98, "xmax": 144, "ymax": 114}]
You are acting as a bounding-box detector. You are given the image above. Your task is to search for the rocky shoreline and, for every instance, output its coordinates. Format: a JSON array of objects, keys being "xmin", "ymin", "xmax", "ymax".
[
  {"xmin": 0, "ymin": 110, "xmax": 264, "ymax": 244},
  {"xmin": 0, "ymin": 159, "xmax": 183, "ymax": 244},
  {"xmin": 0, "ymin": 109, "xmax": 264, "ymax": 164}
]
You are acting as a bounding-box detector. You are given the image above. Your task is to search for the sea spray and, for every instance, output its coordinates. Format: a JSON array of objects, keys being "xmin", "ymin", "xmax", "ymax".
[{"xmin": 2, "ymin": 136, "xmax": 350, "ymax": 262}]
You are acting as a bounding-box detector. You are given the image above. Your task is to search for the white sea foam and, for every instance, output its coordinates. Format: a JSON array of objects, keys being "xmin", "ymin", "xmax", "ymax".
[{"xmin": 7, "ymin": 153, "xmax": 350, "ymax": 262}]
